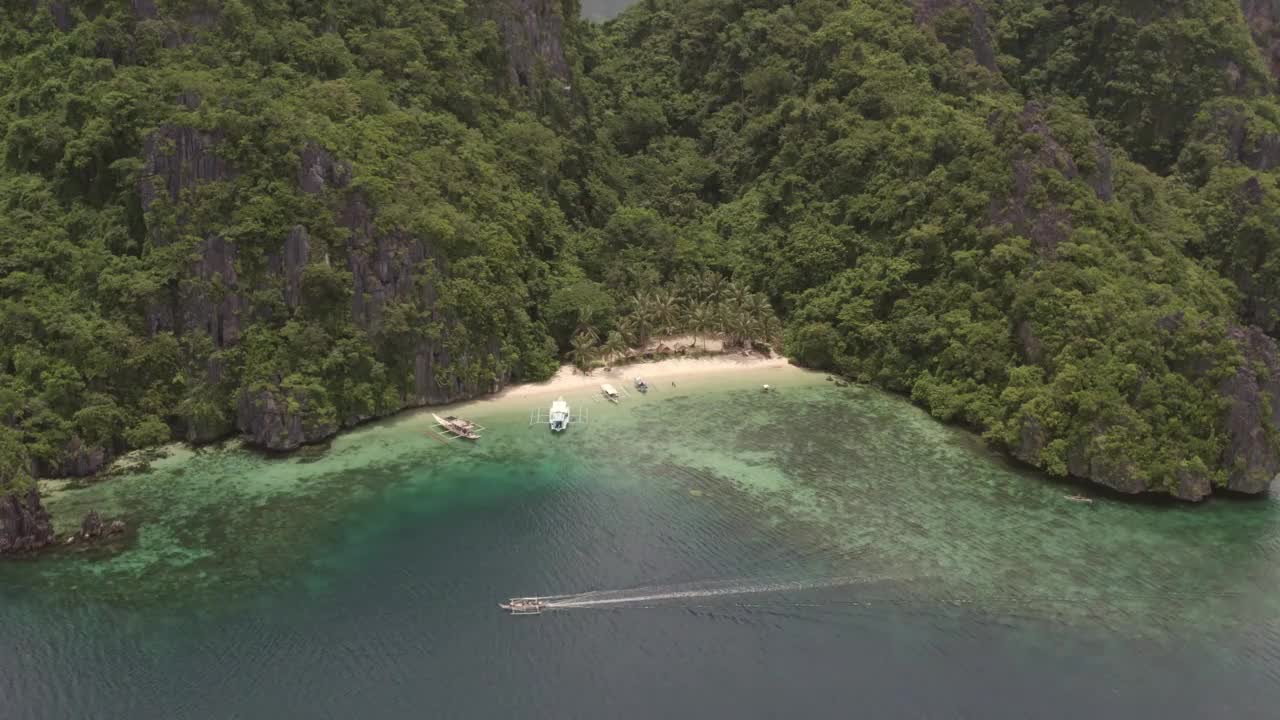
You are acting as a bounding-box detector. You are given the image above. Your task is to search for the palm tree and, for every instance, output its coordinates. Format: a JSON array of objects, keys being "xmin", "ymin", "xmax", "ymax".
[
  {"xmin": 761, "ymin": 313, "xmax": 784, "ymax": 349},
  {"xmin": 624, "ymin": 293, "xmax": 655, "ymax": 345},
  {"xmin": 568, "ymin": 332, "xmax": 597, "ymax": 373},
  {"xmin": 602, "ymin": 330, "xmax": 627, "ymax": 366},
  {"xmin": 652, "ymin": 287, "xmax": 681, "ymax": 336},
  {"xmin": 724, "ymin": 280, "xmax": 752, "ymax": 310},
  {"xmin": 617, "ymin": 314, "xmax": 636, "ymax": 346},
  {"xmin": 575, "ymin": 306, "xmax": 601, "ymax": 344},
  {"xmin": 673, "ymin": 272, "xmax": 698, "ymax": 303},
  {"xmin": 687, "ymin": 302, "xmax": 715, "ymax": 350},
  {"xmin": 743, "ymin": 293, "xmax": 771, "ymax": 324},
  {"xmin": 629, "ymin": 290, "xmax": 656, "ymax": 347},
  {"xmin": 698, "ymin": 269, "xmax": 725, "ymax": 303}
]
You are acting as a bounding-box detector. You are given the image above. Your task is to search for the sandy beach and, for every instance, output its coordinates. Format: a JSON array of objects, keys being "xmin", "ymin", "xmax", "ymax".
[{"xmin": 470, "ymin": 349, "xmax": 801, "ymax": 407}]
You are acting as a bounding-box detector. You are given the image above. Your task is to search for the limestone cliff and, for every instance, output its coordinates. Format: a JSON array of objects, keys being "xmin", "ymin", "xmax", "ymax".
[
  {"xmin": 996, "ymin": 103, "xmax": 1280, "ymax": 500},
  {"xmin": 127, "ymin": 1, "xmax": 552, "ymax": 453}
]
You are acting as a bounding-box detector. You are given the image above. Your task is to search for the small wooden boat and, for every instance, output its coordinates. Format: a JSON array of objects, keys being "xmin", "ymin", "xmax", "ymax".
[
  {"xmin": 601, "ymin": 383, "xmax": 620, "ymax": 403},
  {"xmin": 634, "ymin": 377, "xmax": 649, "ymax": 393},
  {"xmin": 549, "ymin": 398, "xmax": 570, "ymax": 432},
  {"xmin": 500, "ymin": 597, "xmax": 548, "ymax": 615},
  {"xmin": 433, "ymin": 413, "xmax": 481, "ymax": 440},
  {"xmin": 1065, "ymin": 494, "xmax": 1094, "ymax": 504}
]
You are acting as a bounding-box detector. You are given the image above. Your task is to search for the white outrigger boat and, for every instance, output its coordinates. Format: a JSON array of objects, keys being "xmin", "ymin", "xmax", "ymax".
[
  {"xmin": 432, "ymin": 413, "xmax": 482, "ymax": 440},
  {"xmin": 633, "ymin": 377, "xmax": 649, "ymax": 394},
  {"xmin": 600, "ymin": 383, "xmax": 621, "ymax": 403},
  {"xmin": 549, "ymin": 397, "xmax": 570, "ymax": 432},
  {"xmin": 531, "ymin": 397, "xmax": 584, "ymax": 431},
  {"xmin": 500, "ymin": 597, "xmax": 550, "ymax": 615}
]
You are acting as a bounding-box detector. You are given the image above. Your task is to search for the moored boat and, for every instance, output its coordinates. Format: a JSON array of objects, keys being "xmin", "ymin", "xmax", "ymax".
[
  {"xmin": 433, "ymin": 413, "xmax": 481, "ymax": 440},
  {"xmin": 634, "ymin": 377, "xmax": 648, "ymax": 393},
  {"xmin": 601, "ymin": 384, "xmax": 620, "ymax": 402},
  {"xmin": 549, "ymin": 398, "xmax": 570, "ymax": 432}
]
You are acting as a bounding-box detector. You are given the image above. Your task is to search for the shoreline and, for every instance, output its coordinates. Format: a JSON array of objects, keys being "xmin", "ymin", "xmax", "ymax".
[
  {"xmin": 466, "ymin": 351, "xmax": 797, "ymax": 409},
  {"xmin": 37, "ymin": 350, "xmax": 803, "ymax": 489}
]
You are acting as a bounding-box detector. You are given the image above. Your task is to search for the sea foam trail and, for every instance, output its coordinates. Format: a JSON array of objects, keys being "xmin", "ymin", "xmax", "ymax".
[{"xmin": 543, "ymin": 575, "xmax": 903, "ymax": 609}]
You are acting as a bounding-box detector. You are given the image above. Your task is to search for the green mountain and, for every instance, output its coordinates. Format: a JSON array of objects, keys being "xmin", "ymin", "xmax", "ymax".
[
  {"xmin": 2, "ymin": 0, "xmax": 1279, "ymax": 545},
  {"xmin": 581, "ymin": 0, "xmax": 1280, "ymax": 500}
]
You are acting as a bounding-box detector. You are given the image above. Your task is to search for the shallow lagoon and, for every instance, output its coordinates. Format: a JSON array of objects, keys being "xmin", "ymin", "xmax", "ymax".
[{"xmin": 2, "ymin": 370, "xmax": 1278, "ymax": 718}]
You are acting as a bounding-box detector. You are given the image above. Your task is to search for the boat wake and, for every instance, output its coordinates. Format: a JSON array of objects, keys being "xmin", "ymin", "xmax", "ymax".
[{"xmin": 541, "ymin": 574, "xmax": 903, "ymax": 610}]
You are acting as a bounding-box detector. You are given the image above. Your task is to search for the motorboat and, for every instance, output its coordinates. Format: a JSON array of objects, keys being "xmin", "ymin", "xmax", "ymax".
[
  {"xmin": 500, "ymin": 597, "xmax": 548, "ymax": 615},
  {"xmin": 634, "ymin": 377, "xmax": 649, "ymax": 393}
]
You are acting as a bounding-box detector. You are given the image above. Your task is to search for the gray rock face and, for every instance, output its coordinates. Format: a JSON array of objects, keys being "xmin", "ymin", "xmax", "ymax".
[
  {"xmin": 0, "ymin": 489, "xmax": 55, "ymax": 555},
  {"xmin": 1014, "ymin": 324, "xmax": 1280, "ymax": 500},
  {"xmin": 48, "ymin": 437, "xmax": 110, "ymax": 478},
  {"xmin": 126, "ymin": 3, "xmax": 554, "ymax": 454},
  {"xmin": 80, "ymin": 510, "xmax": 104, "ymax": 539},
  {"xmin": 1243, "ymin": 0, "xmax": 1280, "ymax": 80},
  {"xmin": 139, "ymin": 122, "xmax": 242, "ymax": 348},
  {"xmin": 490, "ymin": 0, "xmax": 572, "ymax": 88},
  {"xmin": 130, "ymin": 0, "xmax": 157, "ymax": 19},
  {"xmin": 914, "ymin": 0, "xmax": 997, "ymax": 71},
  {"xmin": 1220, "ymin": 325, "xmax": 1280, "ymax": 493},
  {"xmin": 990, "ymin": 103, "xmax": 1113, "ymax": 258},
  {"xmin": 1209, "ymin": 104, "xmax": 1280, "ymax": 172},
  {"xmin": 236, "ymin": 386, "xmax": 339, "ymax": 452},
  {"xmin": 70, "ymin": 510, "xmax": 127, "ymax": 545},
  {"xmin": 46, "ymin": 1, "xmax": 73, "ymax": 30},
  {"xmin": 139, "ymin": 125, "xmax": 233, "ymax": 215}
]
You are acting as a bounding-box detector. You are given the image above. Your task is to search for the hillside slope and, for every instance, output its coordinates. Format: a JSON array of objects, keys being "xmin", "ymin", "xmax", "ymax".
[
  {"xmin": 1, "ymin": 0, "xmax": 1279, "ymax": 518},
  {"xmin": 582, "ymin": 0, "xmax": 1280, "ymax": 499},
  {"xmin": 0, "ymin": 0, "xmax": 585, "ymax": 503}
]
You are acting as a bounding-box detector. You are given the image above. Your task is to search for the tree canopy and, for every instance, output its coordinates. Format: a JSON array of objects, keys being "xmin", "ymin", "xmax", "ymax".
[{"xmin": 2, "ymin": 0, "xmax": 1279, "ymax": 499}]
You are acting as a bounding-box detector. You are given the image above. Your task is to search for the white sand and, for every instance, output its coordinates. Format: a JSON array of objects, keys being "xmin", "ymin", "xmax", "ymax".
[{"xmin": 471, "ymin": 351, "xmax": 798, "ymax": 406}]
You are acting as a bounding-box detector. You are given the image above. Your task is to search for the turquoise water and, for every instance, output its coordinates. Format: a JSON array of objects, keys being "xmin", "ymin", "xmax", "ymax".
[{"xmin": 2, "ymin": 369, "xmax": 1279, "ymax": 717}]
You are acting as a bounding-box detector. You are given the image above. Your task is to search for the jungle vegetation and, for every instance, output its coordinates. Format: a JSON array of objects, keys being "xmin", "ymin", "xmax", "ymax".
[{"xmin": 2, "ymin": 0, "xmax": 1279, "ymax": 496}]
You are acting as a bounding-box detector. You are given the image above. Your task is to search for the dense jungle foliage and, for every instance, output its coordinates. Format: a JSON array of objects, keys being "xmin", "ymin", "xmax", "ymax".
[{"xmin": 2, "ymin": 0, "xmax": 1279, "ymax": 498}]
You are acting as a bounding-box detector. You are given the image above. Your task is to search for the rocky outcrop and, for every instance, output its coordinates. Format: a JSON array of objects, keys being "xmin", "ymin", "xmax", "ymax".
[
  {"xmin": 914, "ymin": 0, "xmax": 997, "ymax": 71},
  {"xmin": 69, "ymin": 510, "xmax": 126, "ymax": 544},
  {"xmin": 1201, "ymin": 104, "xmax": 1280, "ymax": 172},
  {"xmin": 489, "ymin": 0, "xmax": 572, "ymax": 88},
  {"xmin": 45, "ymin": 437, "xmax": 111, "ymax": 478},
  {"xmin": 990, "ymin": 102, "xmax": 1114, "ymax": 257},
  {"xmin": 139, "ymin": 119, "xmax": 242, "ymax": 348},
  {"xmin": 269, "ymin": 226, "xmax": 311, "ymax": 311},
  {"xmin": 236, "ymin": 385, "xmax": 338, "ymax": 452},
  {"xmin": 232, "ymin": 145, "xmax": 512, "ymax": 451},
  {"xmin": 131, "ymin": 0, "xmax": 158, "ymax": 19},
  {"xmin": 1220, "ymin": 325, "xmax": 1280, "ymax": 493},
  {"xmin": 44, "ymin": 0, "xmax": 73, "ymax": 30},
  {"xmin": 80, "ymin": 510, "xmax": 103, "ymax": 539},
  {"xmin": 136, "ymin": 94, "xmax": 242, "ymax": 438},
  {"xmin": 1015, "ymin": 324, "xmax": 1280, "ymax": 500},
  {"xmin": 0, "ymin": 489, "xmax": 55, "ymax": 555},
  {"xmin": 1243, "ymin": 0, "xmax": 1280, "ymax": 80},
  {"xmin": 124, "ymin": 5, "xmax": 556, "ymax": 454}
]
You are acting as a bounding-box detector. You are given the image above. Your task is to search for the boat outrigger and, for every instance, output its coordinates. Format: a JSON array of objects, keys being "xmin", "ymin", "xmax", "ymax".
[
  {"xmin": 531, "ymin": 397, "xmax": 584, "ymax": 431},
  {"xmin": 432, "ymin": 413, "xmax": 482, "ymax": 440},
  {"xmin": 634, "ymin": 377, "xmax": 649, "ymax": 394},
  {"xmin": 601, "ymin": 383, "xmax": 621, "ymax": 403},
  {"xmin": 500, "ymin": 597, "xmax": 549, "ymax": 615}
]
